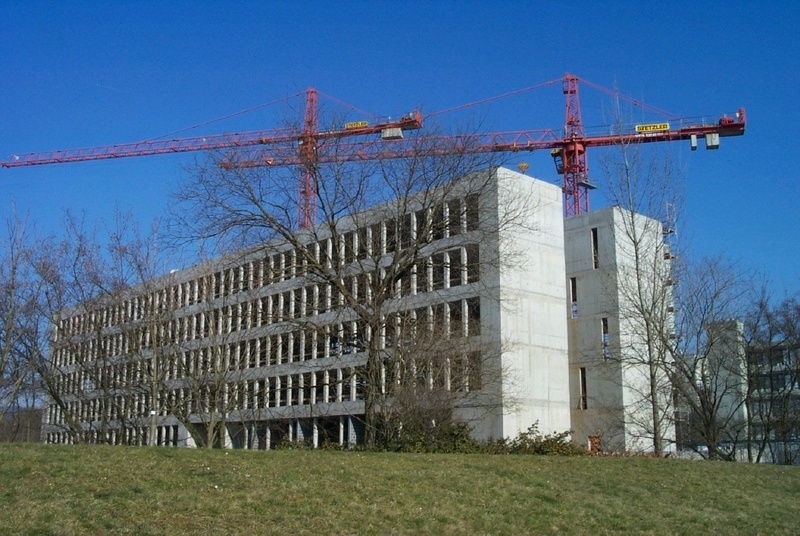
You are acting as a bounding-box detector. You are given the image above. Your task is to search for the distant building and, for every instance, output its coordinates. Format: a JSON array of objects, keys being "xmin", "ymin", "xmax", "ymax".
[
  {"xmin": 673, "ymin": 320, "xmax": 749, "ymax": 460},
  {"xmin": 672, "ymin": 319, "xmax": 799, "ymax": 465},
  {"xmin": 747, "ymin": 340, "xmax": 800, "ymax": 464}
]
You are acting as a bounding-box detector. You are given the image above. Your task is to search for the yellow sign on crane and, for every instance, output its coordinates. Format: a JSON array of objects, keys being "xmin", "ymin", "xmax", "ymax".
[{"xmin": 635, "ymin": 122, "xmax": 670, "ymax": 133}]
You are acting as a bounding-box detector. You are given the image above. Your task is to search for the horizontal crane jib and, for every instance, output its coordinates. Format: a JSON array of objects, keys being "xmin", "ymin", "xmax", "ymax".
[{"xmin": 1, "ymin": 112, "xmax": 423, "ymax": 169}]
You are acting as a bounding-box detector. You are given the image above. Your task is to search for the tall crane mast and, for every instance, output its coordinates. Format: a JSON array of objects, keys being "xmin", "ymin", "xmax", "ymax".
[
  {"xmin": 562, "ymin": 74, "xmax": 590, "ymax": 217},
  {"xmin": 300, "ymin": 89, "xmax": 318, "ymax": 229},
  {"xmin": 1, "ymin": 75, "xmax": 746, "ymax": 220}
]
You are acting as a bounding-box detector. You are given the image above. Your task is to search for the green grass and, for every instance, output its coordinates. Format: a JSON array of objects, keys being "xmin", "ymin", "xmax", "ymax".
[{"xmin": 0, "ymin": 444, "xmax": 797, "ymax": 535}]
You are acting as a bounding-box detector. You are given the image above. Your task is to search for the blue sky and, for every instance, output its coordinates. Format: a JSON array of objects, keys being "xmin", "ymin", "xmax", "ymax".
[{"xmin": 1, "ymin": 1, "xmax": 798, "ymax": 295}]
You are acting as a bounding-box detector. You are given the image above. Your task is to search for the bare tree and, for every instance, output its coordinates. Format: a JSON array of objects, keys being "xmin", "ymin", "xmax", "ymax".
[
  {"xmin": 594, "ymin": 138, "xmax": 680, "ymax": 455},
  {"xmin": 667, "ymin": 256, "xmax": 754, "ymax": 460},
  {"xmin": 28, "ymin": 212, "xmax": 183, "ymax": 446},
  {"xmin": 169, "ymin": 127, "xmax": 533, "ymax": 446},
  {"xmin": 0, "ymin": 212, "xmax": 44, "ymax": 441}
]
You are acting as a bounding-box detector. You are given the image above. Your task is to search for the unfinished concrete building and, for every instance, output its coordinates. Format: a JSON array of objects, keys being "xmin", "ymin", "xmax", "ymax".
[
  {"xmin": 42, "ymin": 167, "xmax": 573, "ymax": 448},
  {"xmin": 42, "ymin": 165, "xmax": 680, "ymax": 452}
]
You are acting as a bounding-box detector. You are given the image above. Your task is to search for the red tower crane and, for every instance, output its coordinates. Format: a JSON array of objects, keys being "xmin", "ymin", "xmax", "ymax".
[{"xmin": 1, "ymin": 75, "xmax": 746, "ymax": 220}]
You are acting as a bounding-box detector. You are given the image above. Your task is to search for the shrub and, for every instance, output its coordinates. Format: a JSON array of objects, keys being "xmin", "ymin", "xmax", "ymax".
[
  {"xmin": 487, "ymin": 423, "xmax": 585, "ymax": 456},
  {"xmin": 272, "ymin": 420, "xmax": 583, "ymax": 456},
  {"xmin": 376, "ymin": 419, "xmax": 483, "ymax": 454}
]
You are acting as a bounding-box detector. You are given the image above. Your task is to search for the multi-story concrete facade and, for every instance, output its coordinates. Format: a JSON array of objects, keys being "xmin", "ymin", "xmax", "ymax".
[
  {"xmin": 42, "ymin": 167, "xmax": 573, "ymax": 448},
  {"xmin": 565, "ymin": 206, "xmax": 676, "ymax": 452}
]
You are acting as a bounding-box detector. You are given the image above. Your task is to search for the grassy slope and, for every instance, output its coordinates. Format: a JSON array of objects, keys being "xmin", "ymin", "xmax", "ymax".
[{"xmin": 0, "ymin": 444, "xmax": 798, "ymax": 535}]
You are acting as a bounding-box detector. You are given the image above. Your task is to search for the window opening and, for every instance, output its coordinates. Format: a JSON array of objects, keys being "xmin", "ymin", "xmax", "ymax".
[
  {"xmin": 466, "ymin": 297, "xmax": 481, "ymax": 336},
  {"xmin": 570, "ymin": 277, "xmax": 578, "ymax": 318},
  {"xmin": 465, "ymin": 244, "xmax": 480, "ymax": 283},
  {"xmin": 579, "ymin": 367, "xmax": 588, "ymax": 409},
  {"xmin": 466, "ymin": 194, "xmax": 480, "ymax": 231}
]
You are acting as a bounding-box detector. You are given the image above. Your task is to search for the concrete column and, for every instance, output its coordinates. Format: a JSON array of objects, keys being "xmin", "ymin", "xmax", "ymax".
[
  {"xmin": 182, "ymin": 424, "xmax": 196, "ymax": 448},
  {"xmin": 221, "ymin": 424, "xmax": 232, "ymax": 449},
  {"xmin": 347, "ymin": 416, "xmax": 358, "ymax": 447},
  {"xmin": 251, "ymin": 424, "xmax": 259, "ymax": 450}
]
